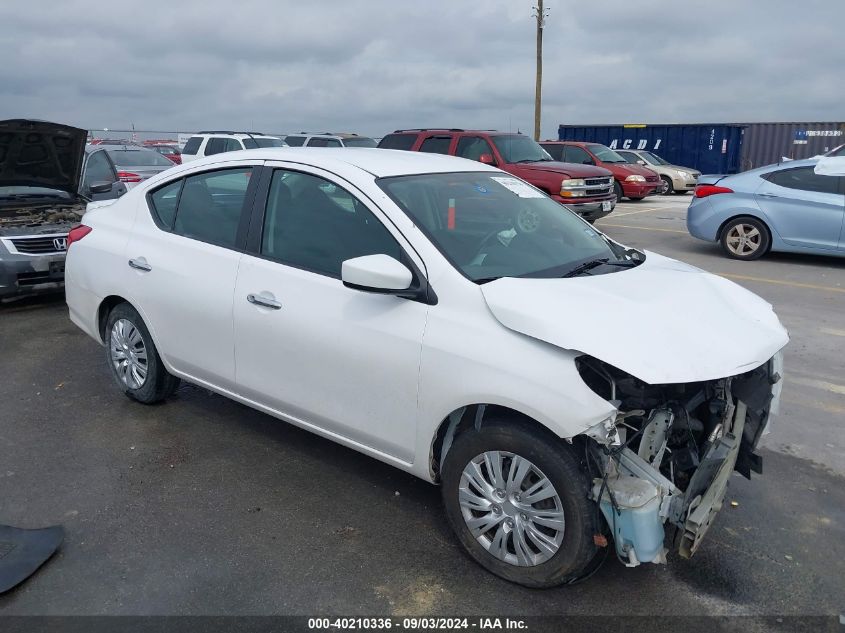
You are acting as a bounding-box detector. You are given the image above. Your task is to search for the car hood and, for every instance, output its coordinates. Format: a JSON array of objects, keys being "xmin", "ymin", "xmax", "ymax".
[
  {"xmin": 514, "ymin": 161, "xmax": 612, "ymax": 178},
  {"xmin": 480, "ymin": 252, "xmax": 788, "ymax": 384},
  {"xmin": 0, "ymin": 119, "xmax": 87, "ymax": 194},
  {"xmin": 667, "ymin": 164, "xmax": 701, "ymax": 175}
]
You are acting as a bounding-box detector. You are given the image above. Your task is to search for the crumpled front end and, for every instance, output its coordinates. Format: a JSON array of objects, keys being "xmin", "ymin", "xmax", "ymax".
[{"xmin": 576, "ymin": 352, "xmax": 784, "ymax": 566}]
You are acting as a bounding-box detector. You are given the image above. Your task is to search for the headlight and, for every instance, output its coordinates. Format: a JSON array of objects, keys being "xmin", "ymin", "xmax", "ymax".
[
  {"xmin": 677, "ymin": 170, "xmax": 689, "ymax": 178},
  {"xmin": 625, "ymin": 175, "xmax": 646, "ymax": 182},
  {"xmin": 560, "ymin": 178, "xmax": 587, "ymax": 197}
]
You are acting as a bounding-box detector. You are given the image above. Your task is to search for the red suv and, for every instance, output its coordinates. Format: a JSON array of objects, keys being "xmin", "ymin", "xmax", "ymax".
[
  {"xmin": 540, "ymin": 141, "xmax": 662, "ymax": 201},
  {"xmin": 378, "ymin": 129, "xmax": 617, "ymax": 221}
]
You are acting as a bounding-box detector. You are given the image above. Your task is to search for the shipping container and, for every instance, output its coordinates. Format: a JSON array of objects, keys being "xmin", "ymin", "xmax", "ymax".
[
  {"xmin": 557, "ymin": 122, "xmax": 845, "ymax": 174},
  {"xmin": 740, "ymin": 122, "xmax": 845, "ymax": 170},
  {"xmin": 557, "ymin": 124, "xmax": 744, "ymax": 174}
]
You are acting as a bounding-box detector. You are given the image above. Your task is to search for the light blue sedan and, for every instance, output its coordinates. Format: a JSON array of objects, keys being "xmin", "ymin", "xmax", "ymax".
[{"xmin": 686, "ymin": 159, "xmax": 845, "ymax": 260}]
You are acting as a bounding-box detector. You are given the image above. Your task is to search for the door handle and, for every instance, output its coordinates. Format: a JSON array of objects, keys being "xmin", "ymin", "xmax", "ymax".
[
  {"xmin": 247, "ymin": 293, "xmax": 282, "ymax": 310},
  {"xmin": 758, "ymin": 193, "xmax": 779, "ymax": 198},
  {"xmin": 128, "ymin": 258, "xmax": 152, "ymax": 272}
]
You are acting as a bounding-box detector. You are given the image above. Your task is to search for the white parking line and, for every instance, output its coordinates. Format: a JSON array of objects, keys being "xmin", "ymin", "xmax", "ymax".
[
  {"xmin": 788, "ymin": 375, "xmax": 845, "ymax": 396},
  {"xmin": 819, "ymin": 327, "xmax": 845, "ymax": 337},
  {"xmin": 612, "ymin": 207, "xmax": 660, "ymax": 217}
]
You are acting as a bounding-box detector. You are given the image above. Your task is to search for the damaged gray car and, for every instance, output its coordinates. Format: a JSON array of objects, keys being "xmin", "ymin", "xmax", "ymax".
[{"xmin": 0, "ymin": 119, "xmax": 126, "ymax": 301}]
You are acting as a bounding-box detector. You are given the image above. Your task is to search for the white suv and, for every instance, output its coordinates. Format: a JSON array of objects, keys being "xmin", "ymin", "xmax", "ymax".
[
  {"xmin": 65, "ymin": 148, "xmax": 787, "ymax": 587},
  {"xmin": 180, "ymin": 131, "xmax": 286, "ymax": 162},
  {"xmin": 284, "ymin": 132, "xmax": 377, "ymax": 148}
]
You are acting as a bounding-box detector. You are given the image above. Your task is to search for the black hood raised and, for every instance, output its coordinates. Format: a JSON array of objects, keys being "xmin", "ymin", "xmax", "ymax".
[{"xmin": 0, "ymin": 119, "xmax": 87, "ymax": 195}]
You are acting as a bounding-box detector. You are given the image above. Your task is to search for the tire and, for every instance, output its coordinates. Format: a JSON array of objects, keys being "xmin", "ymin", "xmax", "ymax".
[
  {"xmin": 660, "ymin": 176, "xmax": 674, "ymax": 195},
  {"xmin": 719, "ymin": 216, "xmax": 771, "ymax": 261},
  {"xmin": 441, "ymin": 417, "xmax": 597, "ymax": 587},
  {"xmin": 613, "ymin": 180, "xmax": 624, "ymax": 201},
  {"xmin": 628, "ymin": 196, "xmax": 645, "ymax": 202},
  {"xmin": 105, "ymin": 303, "xmax": 180, "ymax": 404}
]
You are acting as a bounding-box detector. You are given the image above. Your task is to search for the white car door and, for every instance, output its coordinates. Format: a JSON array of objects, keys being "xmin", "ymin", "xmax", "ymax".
[
  {"xmin": 124, "ymin": 162, "xmax": 261, "ymax": 392},
  {"xmin": 232, "ymin": 164, "xmax": 429, "ymax": 462}
]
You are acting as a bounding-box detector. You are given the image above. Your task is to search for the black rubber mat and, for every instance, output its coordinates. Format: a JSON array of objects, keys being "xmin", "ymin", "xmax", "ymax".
[{"xmin": 0, "ymin": 524, "xmax": 63, "ymax": 593}]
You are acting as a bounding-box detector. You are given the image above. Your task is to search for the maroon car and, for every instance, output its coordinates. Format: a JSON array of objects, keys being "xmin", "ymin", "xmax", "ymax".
[
  {"xmin": 541, "ymin": 141, "xmax": 662, "ymax": 201},
  {"xmin": 378, "ymin": 129, "xmax": 617, "ymax": 222}
]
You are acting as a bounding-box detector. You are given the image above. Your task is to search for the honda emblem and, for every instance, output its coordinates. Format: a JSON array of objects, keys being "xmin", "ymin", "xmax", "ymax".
[{"xmin": 53, "ymin": 237, "xmax": 68, "ymax": 251}]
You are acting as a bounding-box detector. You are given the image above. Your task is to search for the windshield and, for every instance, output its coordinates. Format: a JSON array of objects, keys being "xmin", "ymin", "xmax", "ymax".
[
  {"xmin": 490, "ymin": 135, "xmax": 552, "ymax": 163},
  {"xmin": 343, "ymin": 137, "xmax": 378, "ymax": 148},
  {"xmin": 377, "ymin": 172, "xmax": 630, "ymax": 282},
  {"xmin": 0, "ymin": 186, "xmax": 72, "ymax": 200},
  {"xmin": 254, "ymin": 137, "xmax": 285, "ymax": 148},
  {"xmin": 587, "ymin": 144, "xmax": 628, "ymax": 163},
  {"xmin": 642, "ymin": 151, "xmax": 670, "ymax": 165},
  {"xmin": 105, "ymin": 149, "xmax": 174, "ymax": 167}
]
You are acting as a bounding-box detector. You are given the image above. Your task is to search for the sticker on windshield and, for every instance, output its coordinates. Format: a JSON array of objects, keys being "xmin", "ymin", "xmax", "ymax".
[
  {"xmin": 490, "ymin": 177, "xmax": 545, "ymax": 198},
  {"xmin": 473, "ymin": 184, "xmax": 490, "ymax": 194}
]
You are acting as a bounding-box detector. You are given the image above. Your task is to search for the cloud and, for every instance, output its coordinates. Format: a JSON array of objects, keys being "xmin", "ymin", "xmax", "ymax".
[{"xmin": 0, "ymin": 0, "xmax": 842, "ymax": 139}]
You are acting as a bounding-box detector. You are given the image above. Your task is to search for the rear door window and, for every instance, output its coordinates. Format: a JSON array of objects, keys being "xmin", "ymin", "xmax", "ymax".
[
  {"xmin": 182, "ymin": 137, "xmax": 203, "ymax": 155},
  {"xmin": 541, "ymin": 145, "xmax": 564, "ymax": 161},
  {"xmin": 764, "ymin": 167, "xmax": 841, "ymax": 195},
  {"xmin": 169, "ymin": 168, "xmax": 254, "ymax": 248},
  {"xmin": 419, "ymin": 135, "xmax": 452, "ymax": 154},
  {"xmin": 285, "ymin": 136, "xmax": 306, "ymax": 146},
  {"xmin": 204, "ymin": 138, "xmax": 227, "ymax": 156},
  {"xmin": 377, "ymin": 134, "xmax": 418, "ymax": 150},
  {"xmin": 149, "ymin": 179, "xmax": 182, "ymax": 228}
]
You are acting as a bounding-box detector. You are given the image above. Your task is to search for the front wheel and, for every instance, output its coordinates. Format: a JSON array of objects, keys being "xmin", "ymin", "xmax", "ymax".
[
  {"xmin": 660, "ymin": 176, "xmax": 674, "ymax": 195},
  {"xmin": 105, "ymin": 303, "xmax": 180, "ymax": 403},
  {"xmin": 613, "ymin": 180, "xmax": 624, "ymax": 201},
  {"xmin": 441, "ymin": 417, "xmax": 597, "ymax": 587}
]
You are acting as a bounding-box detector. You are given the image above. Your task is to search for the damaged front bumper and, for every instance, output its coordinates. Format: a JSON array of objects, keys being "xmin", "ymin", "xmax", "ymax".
[{"xmin": 580, "ymin": 352, "xmax": 784, "ymax": 566}]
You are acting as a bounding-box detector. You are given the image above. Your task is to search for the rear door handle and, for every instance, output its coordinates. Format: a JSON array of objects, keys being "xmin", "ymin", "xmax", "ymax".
[
  {"xmin": 758, "ymin": 193, "xmax": 779, "ymax": 198},
  {"xmin": 247, "ymin": 293, "xmax": 282, "ymax": 310},
  {"xmin": 128, "ymin": 258, "xmax": 152, "ymax": 272}
]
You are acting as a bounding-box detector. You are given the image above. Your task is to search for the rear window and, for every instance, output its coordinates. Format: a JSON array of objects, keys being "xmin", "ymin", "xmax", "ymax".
[
  {"xmin": 182, "ymin": 137, "xmax": 203, "ymax": 155},
  {"xmin": 377, "ymin": 134, "xmax": 417, "ymax": 150},
  {"xmin": 241, "ymin": 138, "xmax": 259, "ymax": 149},
  {"xmin": 285, "ymin": 136, "xmax": 306, "ymax": 147},
  {"xmin": 105, "ymin": 149, "xmax": 173, "ymax": 167}
]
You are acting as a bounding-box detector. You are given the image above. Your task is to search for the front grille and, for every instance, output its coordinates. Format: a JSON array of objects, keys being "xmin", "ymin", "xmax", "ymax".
[
  {"xmin": 646, "ymin": 175, "xmax": 659, "ymax": 182},
  {"xmin": 17, "ymin": 271, "xmax": 56, "ymax": 286},
  {"xmin": 585, "ymin": 177, "xmax": 612, "ymax": 187},
  {"xmin": 586, "ymin": 188, "xmax": 611, "ymax": 196},
  {"xmin": 8, "ymin": 235, "xmax": 67, "ymax": 255}
]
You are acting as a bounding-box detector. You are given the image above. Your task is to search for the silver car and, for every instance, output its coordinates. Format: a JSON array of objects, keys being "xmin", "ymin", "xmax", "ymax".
[
  {"xmin": 103, "ymin": 145, "xmax": 176, "ymax": 189},
  {"xmin": 616, "ymin": 149, "xmax": 700, "ymax": 195}
]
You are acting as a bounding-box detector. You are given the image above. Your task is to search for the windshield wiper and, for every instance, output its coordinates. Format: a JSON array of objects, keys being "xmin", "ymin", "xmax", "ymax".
[
  {"xmin": 562, "ymin": 258, "xmax": 637, "ymax": 278},
  {"xmin": 512, "ymin": 158, "xmax": 549, "ymax": 164},
  {"xmin": 474, "ymin": 276, "xmax": 502, "ymax": 284}
]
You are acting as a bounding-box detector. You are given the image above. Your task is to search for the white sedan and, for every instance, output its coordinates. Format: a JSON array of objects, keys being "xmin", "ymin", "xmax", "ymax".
[{"xmin": 65, "ymin": 148, "xmax": 788, "ymax": 586}]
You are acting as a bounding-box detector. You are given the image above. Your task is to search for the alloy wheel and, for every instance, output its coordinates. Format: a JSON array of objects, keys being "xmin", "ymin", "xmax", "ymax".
[
  {"xmin": 458, "ymin": 451, "xmax": 565, "ymax": 567},
  {"xmin": 110, "ymin": 318, "xmax": 148, "ymax": 389},
  {"xmin": 725, "ymin": 223, "xmax": 762, "ymax": 257}
]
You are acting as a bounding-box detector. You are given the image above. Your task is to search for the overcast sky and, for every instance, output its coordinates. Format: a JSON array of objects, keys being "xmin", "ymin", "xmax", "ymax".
[{"xmin": 1, "ymin": 0, "xmax": 842, "ymax": 139}]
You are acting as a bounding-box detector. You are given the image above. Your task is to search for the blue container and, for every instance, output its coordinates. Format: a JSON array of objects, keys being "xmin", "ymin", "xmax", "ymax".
[{"xmin": 558, "ymin": 124, "xmax": 745, "ymax": 174}]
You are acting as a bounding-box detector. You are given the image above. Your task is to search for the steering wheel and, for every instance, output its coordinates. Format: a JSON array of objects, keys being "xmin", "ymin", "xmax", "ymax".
[{"xmin": 515, "ymin": 207, "xmax": 542, "ymax": 233}]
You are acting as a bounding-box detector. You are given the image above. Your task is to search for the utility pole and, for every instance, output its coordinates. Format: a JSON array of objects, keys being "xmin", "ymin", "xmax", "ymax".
[{"xmin": 532, "ymin": 1, "xmax": 550, "ymax": 141}]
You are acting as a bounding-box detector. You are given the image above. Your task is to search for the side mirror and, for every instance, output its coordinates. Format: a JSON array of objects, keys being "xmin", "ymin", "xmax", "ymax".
[
  {"xmin": 89, "ymin": 181, "xmax": 113, "ymax": 194},
  {"xmin": 342, "ymin": 254, "xmax": 413, "ymax": 294},
  {"xmin": 478, "ymin": 153, "xmax": 496, "ymax": 165},
  {"xmin": 637, "ymin": 159, "xmax": 647, "ymax": 166},
  {"xmin": 582, "ymin": 159, "xmax": 594, "ymax": 165}
]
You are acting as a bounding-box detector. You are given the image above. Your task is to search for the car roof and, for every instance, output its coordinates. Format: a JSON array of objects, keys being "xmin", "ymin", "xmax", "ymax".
[{"xmin": 153, "ymin": 148, "xmax": 500, "ymax": 179}]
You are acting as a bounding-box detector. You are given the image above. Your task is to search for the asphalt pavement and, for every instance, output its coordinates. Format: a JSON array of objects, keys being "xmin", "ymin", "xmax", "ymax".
[{"xmin": 0, "ymin": 196, "xmax": 842, "ymax": 621}]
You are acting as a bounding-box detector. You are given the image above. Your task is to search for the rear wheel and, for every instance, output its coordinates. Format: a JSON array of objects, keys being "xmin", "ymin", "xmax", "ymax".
[
  {"xmin": 719, "ymin": 216, "xmax": 771, "ymax": 261},
  {"xmin": 105, "ymin": 303, "xmax": 180, "ymax": 403},
  {"xmin": 660, "ymin": 176, "xmax": 674, "ymax": 195},
  {"xmin": 441, "ymin": 417, "xmax": 597, "ymax": 587}
]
